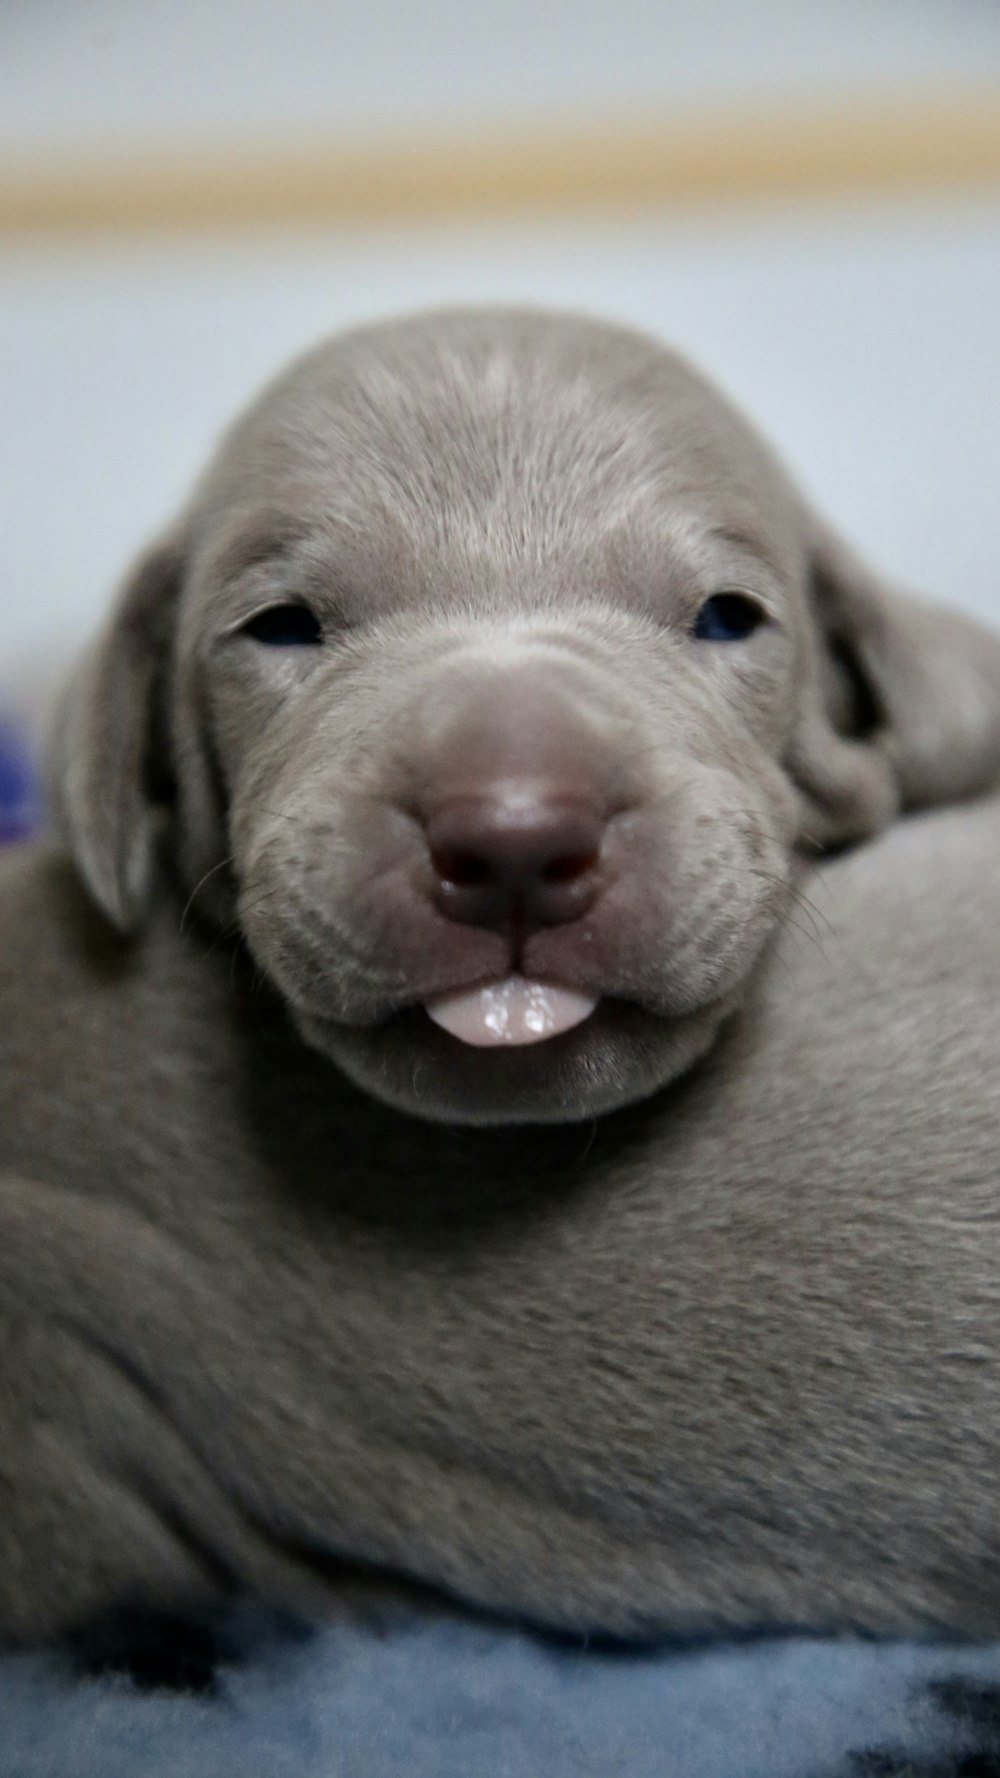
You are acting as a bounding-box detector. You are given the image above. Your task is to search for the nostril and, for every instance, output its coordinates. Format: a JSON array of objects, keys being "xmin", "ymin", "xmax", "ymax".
[
  {"xmin": 423, "ymin": 790, "xmax": 608, "ymax": 928},
  {"xmin": 541, "ymin": 849, "xmax": 600, "ymax": 885},
  {"xmin": 430, "ymin": 847, "xmax": 496, "ymax": 889}
]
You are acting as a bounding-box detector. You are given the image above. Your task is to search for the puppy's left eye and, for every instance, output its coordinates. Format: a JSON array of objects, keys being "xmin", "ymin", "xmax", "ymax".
[
  {"xmin": 242, "ymin": 603, "xmax": 322, "ymax": 646},
  {"xmin": 692, "ymin": 593, "xmax": 767, "ymax": 642}
]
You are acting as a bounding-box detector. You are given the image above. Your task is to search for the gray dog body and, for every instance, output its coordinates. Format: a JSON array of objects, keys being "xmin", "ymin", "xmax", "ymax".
[{"xmin": 3, "ymin": 309, "xmax": 1000, "ymax": 1644}]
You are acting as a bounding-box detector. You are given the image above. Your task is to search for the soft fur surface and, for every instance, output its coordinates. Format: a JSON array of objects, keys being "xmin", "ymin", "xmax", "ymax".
[
  {"xmin": 4, "ymin": 724, "xmax": 1000, "ymax": 1774},
  {"xmin": 7, "ymin": 730, "xmax": 1000, "ymax": 1773},
  {"xmin": 5, "ymin": 312, "xmax": 1000, "ymax": 1648},
  {"xmin": 7, "ymin": 747, "xmax": 1000, "ymax": 1777},
  {"xmin": 3, "ymin": 1610, "xmax": 1000, "ymax": 1778}
]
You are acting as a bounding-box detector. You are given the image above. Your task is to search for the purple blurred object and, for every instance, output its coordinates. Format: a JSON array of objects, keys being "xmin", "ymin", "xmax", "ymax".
[{"xmin": 0, "ymin": 714, "xmax": 39, "ymax": 843}]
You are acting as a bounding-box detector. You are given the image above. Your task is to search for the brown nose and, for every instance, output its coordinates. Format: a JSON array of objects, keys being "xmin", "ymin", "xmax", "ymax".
[{"xmin": 425, "ymin": 790, "xmax": 605, "ymax": 929}]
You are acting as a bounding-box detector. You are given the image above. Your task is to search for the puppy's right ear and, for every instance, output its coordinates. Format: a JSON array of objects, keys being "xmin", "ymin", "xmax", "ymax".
[
  {"xmin": 48, "ymin": 541, "xmax": 183, "ymax": 934},
  {"xmin": 788, "ymin": 524, "xmax": 1000, "ymax": 849}
]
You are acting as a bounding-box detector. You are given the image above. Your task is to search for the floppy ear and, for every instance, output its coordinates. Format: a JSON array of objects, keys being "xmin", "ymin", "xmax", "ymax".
[
  {"xmin": 48, "ymin": 541, "xmax": 183, "ymax": 933},
  {"xmin": 787, "ymin": 523, "xmax": 1000, "ymax": 849}
]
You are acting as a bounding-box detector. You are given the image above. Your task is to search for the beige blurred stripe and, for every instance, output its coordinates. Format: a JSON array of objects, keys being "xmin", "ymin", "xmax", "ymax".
[{"xmin": 2, "ymin": 90, "xmax": 1000, "ymax": 236}]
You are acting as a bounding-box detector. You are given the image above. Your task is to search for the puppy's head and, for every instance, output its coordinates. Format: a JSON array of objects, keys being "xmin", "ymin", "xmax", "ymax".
[{"xmin": 50, "ymin": 310, "xmax": 1000, "ymax": 1124}]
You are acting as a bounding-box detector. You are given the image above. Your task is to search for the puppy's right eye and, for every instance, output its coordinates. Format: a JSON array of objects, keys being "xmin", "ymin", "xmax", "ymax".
[
  {"xmin": 242, "ymin": 604, "xmax": 322, "ymax": 646},
  {"xmin": 692, "ymin": 592, "xmax": 767, "ymax": 642}
]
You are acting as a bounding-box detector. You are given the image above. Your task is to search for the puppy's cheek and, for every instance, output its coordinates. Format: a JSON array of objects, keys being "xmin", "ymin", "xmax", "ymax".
[
  {"xmin": 233, "ymin": 842, "xmax": 360, "ymax": 1022},
  {"xmin": 588, "ymin": 783, "xmax": 793, "ymax": 1018},
  {"xmin": 296, "ymin": 998, "xmax": 733, "ymax": 1126}
]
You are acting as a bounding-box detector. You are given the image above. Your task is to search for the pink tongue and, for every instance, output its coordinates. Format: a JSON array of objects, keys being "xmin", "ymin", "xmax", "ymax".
[{"xmin": 425, "ymin": 977, "xmax": 597, "ymax": 1047}]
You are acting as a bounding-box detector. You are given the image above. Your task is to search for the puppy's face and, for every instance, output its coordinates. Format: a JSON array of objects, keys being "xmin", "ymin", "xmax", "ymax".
[
  {"xmin": 181, "ymin": 313, "xmax": 809, "ymax": 1123},
  {"xmin": 54, "ymin": 311, "xmax": 1000, "ymax": 1124}
]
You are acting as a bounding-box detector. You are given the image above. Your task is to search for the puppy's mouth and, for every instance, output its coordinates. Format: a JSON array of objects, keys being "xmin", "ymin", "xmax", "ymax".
[{"xmin": 423, "ymin": 975, "xmax": 598, "ymax": 1047}]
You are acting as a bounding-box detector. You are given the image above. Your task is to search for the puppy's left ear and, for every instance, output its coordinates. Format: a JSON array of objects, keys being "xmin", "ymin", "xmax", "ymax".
[
  {"xmin": 787, "ymin": 523, "xmax": 1000, "ymax": 848},
  {"xmin": 48, "ymin": 541, "xmax": 183, "ymax": 933}
]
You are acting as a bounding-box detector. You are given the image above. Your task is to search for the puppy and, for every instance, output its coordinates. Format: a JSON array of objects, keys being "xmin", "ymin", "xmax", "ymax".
[
  {"xmin": 2, "ymin": 308, "xmax": 1000, "ymax": 1645},
  {"xmin": 49, "ymin": 309, "xmax": 1000, "ymax": 1125}
]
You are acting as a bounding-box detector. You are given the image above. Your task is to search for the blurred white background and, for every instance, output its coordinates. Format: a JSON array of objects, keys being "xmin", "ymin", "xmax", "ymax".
[
  {"xmin": 2, "ymin": 0, "xmax": 1000, "ymax": 703},
  {"xmin": 4, "ymin": 0, "xmax": 1000, "ymax": 149}
]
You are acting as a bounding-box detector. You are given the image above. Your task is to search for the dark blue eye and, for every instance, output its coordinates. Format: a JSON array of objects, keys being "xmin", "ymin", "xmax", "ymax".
[
  {"xmin": 243, "ymin": 603, "xmax": 322, "ymax": 646},
  {"xmin": 692, "ymin": 593, "xmax": 766, "ymax": 642}
]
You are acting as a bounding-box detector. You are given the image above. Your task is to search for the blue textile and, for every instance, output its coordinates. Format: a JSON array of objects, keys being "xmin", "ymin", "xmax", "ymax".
[
  {"xmin": 0, "ymin": 715, "xmax": 38, "ymax": 843},
  {"xmin": 2, "ymin": 1610, "xmax": 1000, "ymax": 1778}
]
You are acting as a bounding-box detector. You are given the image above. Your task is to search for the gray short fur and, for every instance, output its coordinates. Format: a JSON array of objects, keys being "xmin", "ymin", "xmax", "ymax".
[{"xmin": 3, "ymin": 309, "xmax": 1000, "ymax": 1643}]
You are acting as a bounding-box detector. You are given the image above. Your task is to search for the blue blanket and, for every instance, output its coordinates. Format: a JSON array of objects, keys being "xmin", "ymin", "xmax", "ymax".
[
  {"xmin": 0, "ymin": 715, "xmax": 37, "ymax": 844},
  {"xmin": 3, "ymin": 1610, "xmax": 1000, "ymax": 1778}
]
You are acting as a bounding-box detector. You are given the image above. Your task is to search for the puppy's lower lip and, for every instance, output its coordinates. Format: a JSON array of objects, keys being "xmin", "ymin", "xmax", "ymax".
[{"xmin": 424, "ymin": 976, "xmax": 598, "ymax": 1047}]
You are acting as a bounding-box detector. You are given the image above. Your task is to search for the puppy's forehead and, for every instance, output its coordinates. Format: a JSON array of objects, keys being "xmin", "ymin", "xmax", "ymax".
[{"xmin": 189, "ymin": 310, "xmax": 801, "ymax": 577}]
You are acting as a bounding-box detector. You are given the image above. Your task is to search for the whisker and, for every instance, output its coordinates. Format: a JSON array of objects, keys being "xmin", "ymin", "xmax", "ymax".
[
  {"xmin": 748, "ymin": 866, "xmax": 838, "ymax": 946},
  {"xmin": 787, "ymin": 884, "xmax": 836, "ymax": 943},
  {"xmin": 574, "ymin": 1119, "xmax": 599, "ymax": 1165},
  {"xmin": 744, "ymin": 868, "xmax": 830, "ymax": 962},
  {"xmin": 776, "ymin": 908, "xmax": 829, "ymax": 961},
  {"xmin": 180, "ymin": 855, "xmax": 235, "ymax": 932}
]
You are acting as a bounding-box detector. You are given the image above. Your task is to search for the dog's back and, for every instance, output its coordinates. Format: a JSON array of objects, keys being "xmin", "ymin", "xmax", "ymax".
[{"xmin": 2, "ymin": 793, "xmax": 1000, "ymax": 1642}]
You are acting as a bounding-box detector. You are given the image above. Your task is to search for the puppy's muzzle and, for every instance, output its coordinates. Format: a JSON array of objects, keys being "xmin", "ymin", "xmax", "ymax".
[
  {"xmin": 409, "ymin": 656, "xmax": 620, "ymax": 940},
  {"xmin": 394, "ymin": 657, "xmax": 624, "ymax": 1048},
  {"xmin": 426, "ymin": 790, "xmax": 604, "ymax": 932}
]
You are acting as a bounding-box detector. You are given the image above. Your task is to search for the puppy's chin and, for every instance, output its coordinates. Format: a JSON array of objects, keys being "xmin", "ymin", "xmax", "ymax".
[{"xmin": 292, "ymin": 996, "xmax": 733, "ymax": 1126}]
